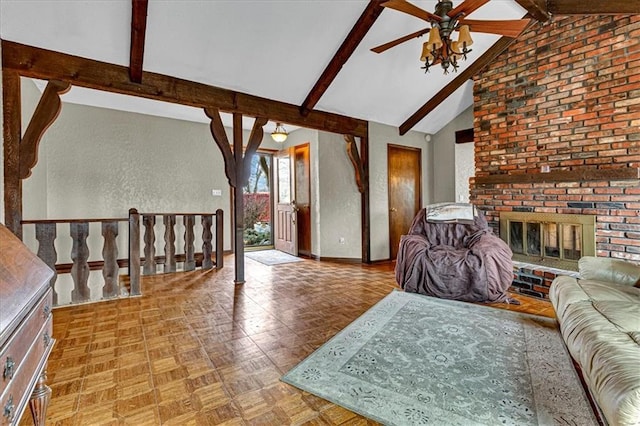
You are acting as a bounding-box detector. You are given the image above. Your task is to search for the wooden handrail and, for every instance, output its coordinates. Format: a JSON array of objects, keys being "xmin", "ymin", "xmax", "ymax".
[{"xmin": 22, "ymin": 208, "xmax": 224, "ymax": 306}]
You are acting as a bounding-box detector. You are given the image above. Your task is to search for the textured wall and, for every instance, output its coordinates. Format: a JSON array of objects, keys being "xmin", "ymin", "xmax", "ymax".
[
  {"xmin": 471, "ymin": 15, "xmax": 640, "ymax": 262},
  {"xmin": 318, "ymin": 131, "xmax": 361, "ymax": 259}
]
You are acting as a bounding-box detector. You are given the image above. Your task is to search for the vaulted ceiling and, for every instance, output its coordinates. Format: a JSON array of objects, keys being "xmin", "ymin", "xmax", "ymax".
[{"xmin": 1, "ymin": 1, "xmax": 637, "ymax": 135}]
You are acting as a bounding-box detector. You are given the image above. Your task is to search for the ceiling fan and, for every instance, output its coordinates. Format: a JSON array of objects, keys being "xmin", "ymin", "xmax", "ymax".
[{"xmin": 372, "ymin": 0, "xmax": 531, "ymax": 73}]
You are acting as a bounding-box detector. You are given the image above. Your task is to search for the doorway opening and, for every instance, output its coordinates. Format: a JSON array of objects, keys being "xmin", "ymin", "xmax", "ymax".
[{"xmin": 243, "ymin": 152, "xmax": 274, "ymax": 249}]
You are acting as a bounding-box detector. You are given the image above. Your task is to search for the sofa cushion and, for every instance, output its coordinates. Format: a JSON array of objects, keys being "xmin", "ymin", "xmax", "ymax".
[
  {"xmin": 551, "ymin": 274, "xmax": 640, "ymax": 426},
  {"xmin": 579, "ymin": 256, "xmax": 640, "ymax": 286}
]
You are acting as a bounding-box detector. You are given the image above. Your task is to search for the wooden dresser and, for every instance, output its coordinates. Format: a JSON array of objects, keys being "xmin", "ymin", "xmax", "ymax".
[{"xmin": 0, "ymin": 224, "xmax": 55, "ymax": 425}]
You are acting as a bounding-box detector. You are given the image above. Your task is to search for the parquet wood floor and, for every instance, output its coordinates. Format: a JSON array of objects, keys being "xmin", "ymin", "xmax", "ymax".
[{"xmin": 28, "ymin": 256, "xmax": 555, "ymax": 426}]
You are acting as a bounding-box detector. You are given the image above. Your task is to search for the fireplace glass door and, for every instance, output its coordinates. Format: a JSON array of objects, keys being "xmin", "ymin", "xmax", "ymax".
[{"xmin": 499, "ymin": 212, "xmax": 595, "ymax": 271}]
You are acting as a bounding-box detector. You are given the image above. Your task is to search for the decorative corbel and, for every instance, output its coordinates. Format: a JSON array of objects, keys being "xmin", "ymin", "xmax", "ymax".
[
  {"xmin": 242, "ymin": 117, "xmax": 268, "ymax": 186},
  {"xmin": 205, "ymin": 107, "xmax": 237, "ymax": 188},
  {"xmin": 20, "ymin": 80, "xmax": 71, "ymax": 179},
  {"xmin": 344, "ymin": 134, "xmax": 365, "ymax": 193}
]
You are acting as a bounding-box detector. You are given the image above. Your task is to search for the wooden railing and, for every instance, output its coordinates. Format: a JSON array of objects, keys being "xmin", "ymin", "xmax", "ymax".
[
  {"xmin": 21, "ymin": 209, "xmax": 223, "ymax": 307},
  {"xmin": 127, "ymin": 209, "xmax": 224, "ymax": 295}
]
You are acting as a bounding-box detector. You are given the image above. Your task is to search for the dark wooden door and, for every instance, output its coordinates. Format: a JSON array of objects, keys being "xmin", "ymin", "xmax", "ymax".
[
  {"xmin": 294, "ymin": 144, "xmax": 311, "ymax": 257},
  {"xmin": 388, "ymin": 145, "xmax": 421, "ymax": 260},
  {"xmin": 274, "ymin": 148, "xmax": 296, "ymax": 255}
]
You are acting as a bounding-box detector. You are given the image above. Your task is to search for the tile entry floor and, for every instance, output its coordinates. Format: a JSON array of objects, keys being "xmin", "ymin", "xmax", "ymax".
[{"xmin": 29, "ymin": 256, "xmax": 556, "ymax": 425}]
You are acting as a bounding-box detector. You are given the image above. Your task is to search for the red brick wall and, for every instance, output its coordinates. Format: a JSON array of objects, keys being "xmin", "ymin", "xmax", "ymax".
[{"xmin": 470, "ymin": 15, "xmax": 640, "ymax": 262}]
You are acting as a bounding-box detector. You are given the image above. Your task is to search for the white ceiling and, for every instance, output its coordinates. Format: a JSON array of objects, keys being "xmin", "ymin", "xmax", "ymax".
[{"xmin": 0, "ymin": 0, "xmax": 527, "ymax": 134}]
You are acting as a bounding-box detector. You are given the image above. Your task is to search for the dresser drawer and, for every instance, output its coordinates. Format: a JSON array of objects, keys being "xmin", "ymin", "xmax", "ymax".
[
  {"xmin": 0, "ymin": 312, "xmax": 53, "ymax": 426},
  {"xmin": 0, "ymin": 289, "xmax": 52, "ymax": 402}
]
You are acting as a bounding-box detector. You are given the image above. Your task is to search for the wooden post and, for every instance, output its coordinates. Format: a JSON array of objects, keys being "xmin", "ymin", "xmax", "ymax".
[
  {"xmin": 232, "ymin": 113, "xmax": 245, "ymax": 284},
  {"xmin": 101, "ymin": 221, "xmax": 119, "ymax": 299},
  {"xmin": 35, "ymin": 223, "xmax": 58, "ymax": 304},
  {"xmin": 69, "ymin": 222, "xmax": 90, "ymax": 303},
  {"xmin": 215, "ymin": 209, "xmax": 223, "ymax": 269},
  {"xmin": 128, "ymin": 208, "xmax": 141, "ymax": 296},
  {"xmin": 163, "ymin": 214, "xmax": 176, "ymax": 273},
  {"xmin": 201, "ymin": 214, "xmax": 213, "ymax": 270},
  {"xmin": 3, "ymin": 71, "xmax": 22, "ymax": 238},
  {"xmin": 183, "ymin": 214, "xmax": 196, "ymax": 271},
  {"xmin": 360, "ymin": 134, "xmax": 371, "ymax": 264},
  {"xmin": 142, "ymin": 214, "xmax": 156, "ymax": 275}
]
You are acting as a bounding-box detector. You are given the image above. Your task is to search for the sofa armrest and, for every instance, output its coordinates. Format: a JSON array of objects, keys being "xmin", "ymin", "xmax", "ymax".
[{"xmin": 579, "ymin": 256, "xmax": 640, "ymax": 286}]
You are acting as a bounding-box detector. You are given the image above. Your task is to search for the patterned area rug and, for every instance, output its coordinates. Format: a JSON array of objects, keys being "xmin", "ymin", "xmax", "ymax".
[
  {"xmin": 282, "ymin": 291, "xmax": 597, "ymax": 426},
  {"xmin": 245, "ymin": 249, "xmax": 303, "ymax": 266}
]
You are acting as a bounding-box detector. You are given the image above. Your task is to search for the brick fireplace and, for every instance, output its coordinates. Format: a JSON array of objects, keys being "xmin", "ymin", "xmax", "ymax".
[{"xmin": 469, "ymin": 15, "xmax": 640, "ymax": 298}]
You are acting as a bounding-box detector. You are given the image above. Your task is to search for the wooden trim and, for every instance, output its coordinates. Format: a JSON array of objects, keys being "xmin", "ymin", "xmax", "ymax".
[
  {"xmin": 548, "ymin": 0, "xmax": 640, "ymax": 14},
  {"xmin": 54, "ymin": 252, "xmax": 212, "ymax": 274},
  {"xmin": 2, "ymin": 40, "xmax": 368, "ymax": 138},
  {"xmin": 129, "ymin": 0, "xmax": 149, "ymax": 83},
  {"xmin": 299, "ymin": 0, "xmax": 385, "ymax": 116},
  {"xmin": 400, "ymin": 35, "xmax": 521, "ymax": 135},
  {"xmin": 474, "ymin": 167, "xmax": 640, "ymax": 185},
  {"xmin": 360, "ymin": 133, "xmax": 371, "ymax": 264},
  {"xmin": 20, "ymin": 80, "xmax": 71, "ymax": 179},
  {"xmin": 515, "ymin": 0, "xmax": 550, "ymax": 22},
  {"xmin": 3, "ymin": 70, "xmax": 22, "ymax": 238},
  {"xmin": 455, "ymin": 128, "xmax": 474, "ymax": 144}
]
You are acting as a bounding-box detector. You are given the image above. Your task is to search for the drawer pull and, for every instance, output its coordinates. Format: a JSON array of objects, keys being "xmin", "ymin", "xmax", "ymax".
[
  {"xmin": 43, "ymin": 304, "xmax": 51, "ymax": 318},
  {"xmin": 3, "ymin": 357, "xmax": 14, "ymax": 380},
  {"xmin": 3, "ymin": 394, "xmax": 14, "ymax": 422},
  {"xmin": 43, "ymin": 332, "xmax": 51, "ymax": 348}
]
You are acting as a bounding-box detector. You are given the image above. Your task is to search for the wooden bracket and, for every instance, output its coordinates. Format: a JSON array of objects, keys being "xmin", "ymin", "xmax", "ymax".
[
  {"xmin": 344, "ymin": 134, "xmax": 365, "ymax": 193},
  {"xmin": 20, "ymin": 80, "xmax": 71, "ymax": 179},
  {"xmin": 242, "ymin": 117, "xmax": 268, "ymax": 186},
  {"xmin": 205, "ymin": 108, "xmax": 237, "ymax": 187}
]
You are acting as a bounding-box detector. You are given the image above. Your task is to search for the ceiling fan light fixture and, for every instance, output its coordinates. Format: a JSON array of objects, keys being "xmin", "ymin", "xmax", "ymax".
[
  {"xmin": 457, "ymin": 25, "xmax": 473, "ymax": 48},
  {"xmin": 271, "ymin": 123, "xmax": 288, "ymax": 143},
  {"xmin": 427, "ymin": 27, "xmax": 443, "ymax": 50},
  {"xmin": 420, "ymin": 41, "xmax": 433, "ymax": 62}
]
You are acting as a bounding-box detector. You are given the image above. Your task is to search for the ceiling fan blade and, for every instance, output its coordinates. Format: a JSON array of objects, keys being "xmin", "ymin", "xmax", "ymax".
[
  {"xmin": 381, "ymin": 0, "xmax": 442, "ymax": 22},
  {"xmin": 458, "ymin": 19, "xmax": 531, "ymax": 38},
  {"xmin": 448, "ymin": 0, "xmax": 489, "ymax": 18},
  {"xmin": 371, "ymin": 28, "xmax": 430, "ymax": 53}
]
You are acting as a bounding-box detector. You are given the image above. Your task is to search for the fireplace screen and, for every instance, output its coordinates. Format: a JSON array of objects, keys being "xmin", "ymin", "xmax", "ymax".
[{"xmin": 500, "ymin": 212, "xmax": 595, "ymax": 271}]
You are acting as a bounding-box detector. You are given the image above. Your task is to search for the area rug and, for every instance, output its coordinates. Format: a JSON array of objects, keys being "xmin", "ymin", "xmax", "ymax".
[
  {"xmin": 245, "ymin": 249, "xmax": 303, "ymax": 266},
  {"xmin": 282, "ymin": 290, "xmax": 597, "ymax": 426}
]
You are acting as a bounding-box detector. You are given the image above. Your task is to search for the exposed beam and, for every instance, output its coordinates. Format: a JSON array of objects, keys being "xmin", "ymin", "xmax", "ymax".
[
  {"xmin": 343, "ymin": 134, "xmax": 371, "ymax": 264},
  {"xmin": 299, "ymin": 0, "xmax": 385, "ymax": 116},
  {"xmin": 514, "ymin": 0, "xmax": 549, "ymax": 22},
  {"xmin": 399, "ymin": 36, "xmax": 522, "ymax": 135},
  {"xmin": 2, "ymin": 40, "xmax": 368, "ymax": 138},
  {"xmin": 129, "ymin": 0, "xmax": 148, "ymax": 83},
  {"xmin": 20, "ymin": 80, "xmax": 71, "ymax": 179},
  {"xmin": 548, "ymin": 0, "xmax": 640, "ymax": 14}
]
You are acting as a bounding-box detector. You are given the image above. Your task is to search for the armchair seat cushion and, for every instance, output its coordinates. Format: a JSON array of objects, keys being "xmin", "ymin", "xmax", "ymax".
[{"xmin": 395, "ymin": 205, "xmax": 513, "ymax": 303}]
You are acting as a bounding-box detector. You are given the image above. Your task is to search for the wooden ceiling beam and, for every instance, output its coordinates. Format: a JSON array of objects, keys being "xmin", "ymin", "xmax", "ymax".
[
  {"xmin": 548, "ymin": 0, "xmax": 640, "ymax": 14},
  {"xmin": 299, "ymin": 0, "xmax": 385, "ymax": 116},
  {"xmin": 399, "ymin": 36, "xmax": 520, "ymax": 135},
  {"xmin": 515, "ymin": 0, "xmax": 550, "ymax": 22},
  {"xmin": 129, "ymin": 0, "xmax": 148, "ymax": 83},
  {"xmin": 2, "ymin": 40, "xmax": 368, "ymax": 138}
]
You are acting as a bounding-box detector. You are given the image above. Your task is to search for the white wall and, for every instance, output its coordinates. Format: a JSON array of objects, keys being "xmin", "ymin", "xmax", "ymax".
[
  {"xmin": 369, "ymin": 121, "xmax": 431, "ymax": 262},
  {"xmin": 429, "ymin": 106, "xmax": 471, "ymax": 203}
]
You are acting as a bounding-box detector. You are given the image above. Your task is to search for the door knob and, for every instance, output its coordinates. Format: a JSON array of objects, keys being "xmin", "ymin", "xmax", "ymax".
[{"xmin": 390, "ymin": 208, "xmax": 397, "ymax": 212}]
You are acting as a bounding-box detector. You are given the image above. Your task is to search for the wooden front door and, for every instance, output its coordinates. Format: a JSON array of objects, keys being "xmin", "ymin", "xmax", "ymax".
[
  {"xmin": 274, "ymin": 148, "xmax": 297, "ymax": 255},
  {"xmin": 294, "ymin": 144, "xmax": 311, "ymax": 257},
  {"xmin": 388, "ymin": 144, "xmax": 421, "ymax": 260}
]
